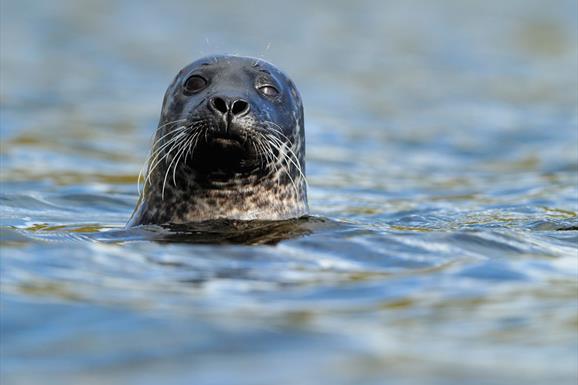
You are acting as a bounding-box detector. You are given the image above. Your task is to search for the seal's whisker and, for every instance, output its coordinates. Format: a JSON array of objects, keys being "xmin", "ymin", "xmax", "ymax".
[
  {"xmin": 250, "ymin": 140, "xmax": 265, "ymax": 168},
  {"xmin": 266, "ymin": 132, "xmax": 307, "ymax": 189},
  {"xmin": 138, "ymin": 125, "xmax": 189, "ymax": 195},
  {"xmin": 262, "ymin": 121, "xmax": 292, "ymax": 142},
  {"xmin": 144, "ymin": 131, "xmax": 189, "ymax": 190},
  {"xmin": 145, "ymin": 125, "xmax": 190, "ymax": 173},
  {"xmin": 190, "ymin": 123, "xmax": 208, "ymax": 156},
  {"xmin": 171, "ymin": 134, "xmax": 196, "ymax": 187},
  {"xmin": 151, "ymin": 124, "xmax": 188, "ymax": 148},
  {"xmin": 147, "ymin": 121, "xmax": 205, "ymax": 166},
  {"xmin": 258, "ymin": 135, "xmax": 277, "ymax": 171},
  {"xmin": 272, "ymin": 138, "xmax": 304, "ymax": 197},
  {"xmin": 161, "ymin": 134, "xmax": 191, "ymax": 199},
  {"xmin": 276, "ymin": 141, "xmax": 306, "ymax": 186},
  {"xmin": 271, "ymin": 141, "xmax": 300, "ymax": 198},
  {"xmin": 145, "ymin": 130, "xmax": 188, "ymax": 175},
  {"xmin": 149, "ymin": 135, "xmax": 185, "ymax": 188},
  {"xmin": 161, "ymin": 121, "xmax": 208, "ymax": 197},
  {"xmin": 155, "ymin": 119, "xmax": 188, "ymax": 133},
  {"xmin": 185, "ymin": 130, "xmax": 203, "ymax": 162},
  {"xmin": 152, "ymin": 119, "xmax": 207, "ymax": 150},
  {"xmin": 254, "ymin": 134, "xmax": 274, "ymax": 170},
  {"xmin": 263, "ymin": 123, "xmax": 307, "ymax": 183},
  {"xmin": 250, "ymin": 135, "xmax": 265, "ymax": 161},
  {"xmin": 157, "ymin": 118, "xmax": 188, "ymax": 128},
  {"xmin": 145, "ymin": 119, "xmax": 189, "ymax": 156},
  {"xmin": 266, "ymin": 133, "xmax": 308, "ymax": 190},
  {"xmin": 269, "ymin": 139, "xmax": 300, "ymax": 198},
  {"xmin": 256, "ymin": 132, "xmax": 300, "ymax": 198}
]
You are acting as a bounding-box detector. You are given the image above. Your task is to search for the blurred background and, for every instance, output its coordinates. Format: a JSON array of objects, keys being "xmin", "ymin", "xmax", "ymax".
[{"xmin": 1, "ymin": 1, "xmax": 577, "ymax": 385}]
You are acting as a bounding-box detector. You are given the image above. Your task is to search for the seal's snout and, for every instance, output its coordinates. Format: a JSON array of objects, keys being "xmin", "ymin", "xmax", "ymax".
[
  {"xmin": 209, "ymin": 96, "xmax": 250, "ymax": 118},
  {"xmin": 208, "ymin": 95, "xmax": 251, "ymax": 136}
]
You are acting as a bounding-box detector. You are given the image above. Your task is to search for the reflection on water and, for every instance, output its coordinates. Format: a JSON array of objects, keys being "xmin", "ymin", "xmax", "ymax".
[
  {"xmin": 1, "ymin": 0, "xmax": 577, "ymax": 384},
  {"xmin": 103, "ymin": 217, "xmax": 326, "ymax": 245}
]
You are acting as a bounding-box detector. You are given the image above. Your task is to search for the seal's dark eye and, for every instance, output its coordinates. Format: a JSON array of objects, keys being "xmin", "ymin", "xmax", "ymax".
[
  {"xmin": 259, "ymin": 85, "xmax": 279, "ymax": 97},
  {"xmin": 184, "ymin": 75, "xmax": 207, "ymax": 93}
]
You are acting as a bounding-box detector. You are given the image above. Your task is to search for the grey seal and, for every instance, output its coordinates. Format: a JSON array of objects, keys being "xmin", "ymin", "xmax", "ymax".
[{"xmin": 128, "ymin": 55, "xmax": 308, "ymax": 226}]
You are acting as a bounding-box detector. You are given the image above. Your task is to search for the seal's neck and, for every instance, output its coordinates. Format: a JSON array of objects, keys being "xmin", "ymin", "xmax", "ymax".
[{"xmin": 129, "ymin": 174, "xmax": 307, "ymax": 225}]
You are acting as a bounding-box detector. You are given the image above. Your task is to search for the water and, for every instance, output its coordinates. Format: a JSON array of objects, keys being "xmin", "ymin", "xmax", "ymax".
[{"xmin": 1, "ymin": 0, "xmax": 577, "ymax": 384}]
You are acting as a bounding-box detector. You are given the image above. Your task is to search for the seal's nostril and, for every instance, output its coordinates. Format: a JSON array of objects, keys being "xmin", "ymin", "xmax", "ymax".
[
  {"xmin": 211, "ymin": 97, "xmax": 228, "ymax": 114},
  {"xmin": 231, "ymin": 99, "xmax": 249, "ymax": 116},
  {"xmin": 210, "ymin": 97, "xmax": 249, "ymax": 117}
]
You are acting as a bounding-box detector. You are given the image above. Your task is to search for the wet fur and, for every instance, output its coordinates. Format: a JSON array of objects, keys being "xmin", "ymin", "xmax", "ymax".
[{"xmin": 128, "ymin": 55, "xmax": 307, "ymax": 225}]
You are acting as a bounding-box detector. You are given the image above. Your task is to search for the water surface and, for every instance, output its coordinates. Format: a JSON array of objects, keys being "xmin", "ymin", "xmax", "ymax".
[{"xmin": 1, "ymin": 1, "xmax": 577, "ymax": 384}]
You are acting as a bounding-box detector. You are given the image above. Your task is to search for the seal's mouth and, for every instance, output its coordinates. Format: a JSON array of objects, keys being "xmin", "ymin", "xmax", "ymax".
[
  {"xmin": 186, "ymin": 131, "xmax": 260, "ymax": 177},
  {"xmin": 210, "ymin": 133, "xmax": 244, "ymax": 150},
  {"xmin": 213, "ymin": 137, "xmax": 240, "ymax": 147}
]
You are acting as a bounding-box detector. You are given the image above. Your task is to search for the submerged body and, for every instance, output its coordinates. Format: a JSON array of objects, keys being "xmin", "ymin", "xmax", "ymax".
[{"xmin": 129, "ymin": 55, "xmax": 307, "ymax": 226}]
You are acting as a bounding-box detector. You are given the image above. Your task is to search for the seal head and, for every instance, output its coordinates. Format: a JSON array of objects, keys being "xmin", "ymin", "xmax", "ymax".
[{"xmin": 129, "ymin": 55, "xmax": 307, "ymax": 225}]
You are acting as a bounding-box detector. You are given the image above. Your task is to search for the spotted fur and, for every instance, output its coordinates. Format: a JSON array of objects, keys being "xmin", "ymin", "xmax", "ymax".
[{"xmin": 128, "ymin": 55, "xmax": 308, "ymax": 226}]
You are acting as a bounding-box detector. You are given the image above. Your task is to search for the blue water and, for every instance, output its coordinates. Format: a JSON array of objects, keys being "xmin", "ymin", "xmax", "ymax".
[{"xmin": 1, "ymin": 0, "xmax": 577, "ymax": 384}]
